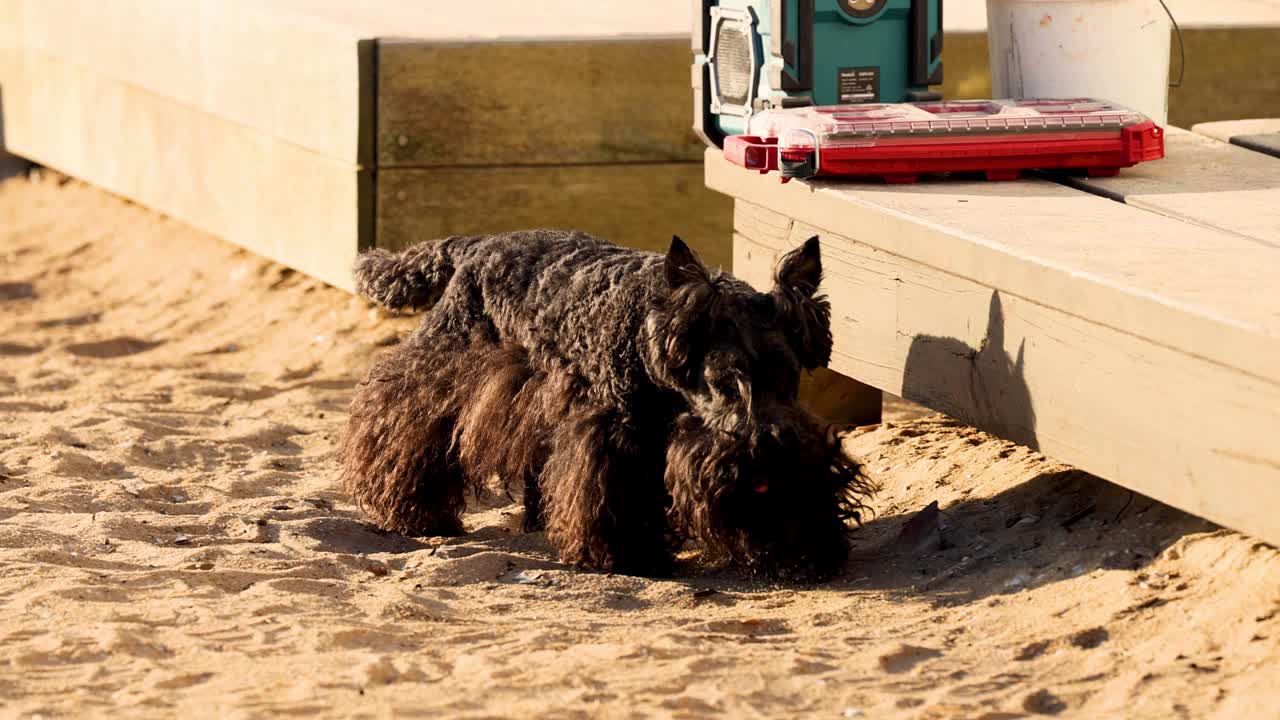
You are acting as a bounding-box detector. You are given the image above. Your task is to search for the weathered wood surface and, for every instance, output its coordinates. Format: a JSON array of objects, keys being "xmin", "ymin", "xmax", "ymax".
[
  {"xmin": 9, "ymin": 0, "xmax": 375, "ymax": 164},
  {"xmin": 799, "ymin": 368, "xmax": 882, "ymax": 427},
  {"xmin": 0, "ymin": 48, "xmax": 368, "ymax": 291},
  {"xmin": 944, "ymin": 0, "xmax": 1280, "ymax": 32},
  {"xmin": 733, "ymin": 200, "xmax": 1280, "ymax": 547},
  {"xmin": 5, "ymin": 0, "xmax": 1278, "ymax": 293},
  {"xmin": 15, "ymin": 0, "xmax": 1278, "ymax": 171},
  {"xmin": 939, "ymin": 29, "xmax": 1280, "ymax": 130},
  {"xmin": 1057, "ymin": 128, "xmax": 1280, "ymax": 248},
  {"xmin": 1193, "ymin": 119, "xmax": 1280, "ymax": 159},
  {"xmin": 706, "ymin": 149, "xmax": 1280, "ymax": 385},
  {"xmin": 377, "ymin": 40, "xmax": 704, "ymax": 167},
  {"xmin": 252, "ymin": 0, "xmax": 693, "ymax": 40},
  {"xmin": 377, "ymin": 164, "xmax": 732, "ymax": 269}
]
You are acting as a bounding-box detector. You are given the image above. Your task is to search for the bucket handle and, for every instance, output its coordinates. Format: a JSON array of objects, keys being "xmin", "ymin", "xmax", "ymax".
[{"xmin": 1156, "ymin": 0, "xmax": 1185, "ymax": 88}]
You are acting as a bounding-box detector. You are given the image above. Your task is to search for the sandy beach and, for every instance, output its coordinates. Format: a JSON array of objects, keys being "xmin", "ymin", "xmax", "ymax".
[{"xmin": 1, "ymin": 172, "xmax": 1278, "ymax": 719}]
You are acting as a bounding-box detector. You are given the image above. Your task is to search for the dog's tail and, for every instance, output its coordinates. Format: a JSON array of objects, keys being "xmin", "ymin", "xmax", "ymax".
[{"xmin": 352, "ymin": 240, "xmax": 458, "ymax": 311}]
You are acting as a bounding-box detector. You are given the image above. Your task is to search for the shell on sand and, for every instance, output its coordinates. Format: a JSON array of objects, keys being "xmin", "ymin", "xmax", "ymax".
[{"xmin": 1, "ymin": 173, "xmax": 1277, "ymax": 718}]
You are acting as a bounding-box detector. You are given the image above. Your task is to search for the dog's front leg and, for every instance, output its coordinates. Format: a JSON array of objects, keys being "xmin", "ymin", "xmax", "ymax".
[{"xmin": 539, "ymin": 407, "xmax": 673, "ymax": 577}]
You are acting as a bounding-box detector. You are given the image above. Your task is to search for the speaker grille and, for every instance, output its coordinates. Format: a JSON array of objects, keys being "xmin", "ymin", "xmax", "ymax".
[{"xmin": 714, "ymin": 21, "xmax": 753, "ymax": 107}]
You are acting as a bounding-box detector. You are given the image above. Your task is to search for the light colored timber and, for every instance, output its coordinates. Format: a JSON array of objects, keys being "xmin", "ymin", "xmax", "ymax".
[
  {"xmin": 705, "ymin": 149, "xmax": 1280, "ymax": 386},
  {"xmin": 1057, "ymin": 128, "xmax": 1280, "ymax": 249},
  {"xmin": 943, "ymin": 0, "xmax": 1280, "ymax": 33},
  {"xmin": 939, "ymin": 28, "xmax": 1280, "ymax": 130},
  {"xmin": 377, "ymin": 39, "xmax": 705, "ymax": 167},
  {"xmin": 1192, "ymin": 119, "xmax": 1280, "ymax": 143},
  {"xmin": 0, "ymin": 48, "xmax": 368, "ymax": 291},
  {"xmin": 377, "ymin": 164, "xmax": 733, "ymax": 270},
  {"xmin": 8, "ymin": 0, "xmax": 375, "ymax": 164},
  {"xmin": 242, "ymin": 0, "xmax": 693, "ymax": 40},
  {"xmin": 799, "ymin": 368, "xmax": 882, "ymax": 428},
  {"xmin": 1192, "ymin": 119, "xmax": 1280, "ymax": 160},
  {"xmin": 7, "ymin": 0, "xmax": 694, "ymax": 167},
  {"xmin": 734, "ymin": 200, "xmax": 1280, "ymax": 547}
]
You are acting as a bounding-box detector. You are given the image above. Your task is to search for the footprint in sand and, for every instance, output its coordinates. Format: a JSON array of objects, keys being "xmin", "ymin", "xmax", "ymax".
[
  {"xmin": 0, "ymin": 282, "xmax": 36, "ymax": 301},
  {"xmin": 689, "ymin": 618, "xmax": 792, "ymax": 637},
  {"xmin": 1069, "ymin": 627, "xmax": 1109, "ymax": 650},
  {"xmin": 51, "ymin": 451, "xmax": 131, "ymax": 479},
  {"xmin": 0, "ymin": 342, "xmax": 42, "ymax": 356},
  {"xmin": 1015, "ymin": 639, "xmax": 1052, "ymax": 660},
  {"xmin": 35, "ymin": 311, "xmax": 101, "ymax": 328},
  {"xmin": 1023, "ymin": 688, "xmax": 1068, "ymax": 715},
  {"xmin": 65, "ymin": 336, "xmax": 163, "ymax": 359},
  {"xmin": 285, "ymin": 517, "xmax": 429, "ymax": 555},
  {"xmin": 878, "ymin": 644, "xmax": 943, "ymax": 674}
]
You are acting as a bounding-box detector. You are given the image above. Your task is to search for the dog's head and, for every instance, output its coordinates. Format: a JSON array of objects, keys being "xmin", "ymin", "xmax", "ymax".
[
  {"xmin": 643, "ymin": 235, "xmax": 831, "ymax": 426},
  {"xmin": 644, "ymin": 236, "xmax": 872, "ymax": 581}
]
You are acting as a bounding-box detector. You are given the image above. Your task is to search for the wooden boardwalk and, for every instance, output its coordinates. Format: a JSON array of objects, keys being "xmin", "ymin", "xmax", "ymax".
[
  {"xmin": 2, "ymin": 1, "xmax": 1279, "ymax": 288},
  {"xmin": 707, "ymin": 123, "xmax": 1280, "ymax": 546}
]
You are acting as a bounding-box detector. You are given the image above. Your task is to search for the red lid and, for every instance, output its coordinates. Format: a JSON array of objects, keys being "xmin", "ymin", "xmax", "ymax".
[{"xmin": 747, "ymin": 99, "xmax": 1150, "ymax": 151}]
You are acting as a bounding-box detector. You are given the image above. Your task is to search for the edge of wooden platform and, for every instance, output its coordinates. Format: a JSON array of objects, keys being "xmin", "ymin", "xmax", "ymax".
[
  {"xmin": 734, "ymin": 202, "xmax": 1280, "ymax": 547},
  {"xmin": 704, "ymin": 149, "xmax": 1280, "ymax": 387},
  {"xmin": 0, "ymin": 47, "xmax": 367, "ymax": 291}
]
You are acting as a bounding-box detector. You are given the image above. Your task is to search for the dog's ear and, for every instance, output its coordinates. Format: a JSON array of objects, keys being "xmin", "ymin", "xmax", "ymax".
[
  {"xmin": 665, "ymin": 236, "xmax": 710, "ymax": 290},
  {"xmin": 772, "ymin": 236, "xmax": 832, "ymax": 369},
  {"xmin": 774, "ymin": 236, "xmax": 822, "ymax": 297}
]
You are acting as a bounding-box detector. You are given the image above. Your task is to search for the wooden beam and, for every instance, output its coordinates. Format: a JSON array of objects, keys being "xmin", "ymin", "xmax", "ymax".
[
  {"xmin": 1056, "ymin": 128, "xmax": 1280, "ymax": 249},
  {"xmin": 0, "ymin": 48, "xmax": 368, "ymax": 291},
  {"xmin": 798, "ymin": 368, "xmax": 883, "ymax": 428},
  {"xmin": 940, "ymin": 28, "xmax": 1280, "ymax": 130},
  {"xmin": 10, "ymin": 0, "xmax": 374, "ymax": 164},
  {"xmin": 376, "ymin": 163, "xmax": 733, "ymax": 270},
  {"xmin": 245, "ymin": 0, "xmax": 693, "ymax": 40},
  {"xmin": 705, "ymin": 149, "xmax": 1280, "ymax": 385},
  {"xmin": 377, "ymin": 39, "xmax": 704, "ymax": 167},
  {"xmin": 734, "ymin": 200, "xmax": 1280, "ymax": 547},
  {"xmin": 1193, "ymin": 119, "xmax": 1280, "ymax": 159}
]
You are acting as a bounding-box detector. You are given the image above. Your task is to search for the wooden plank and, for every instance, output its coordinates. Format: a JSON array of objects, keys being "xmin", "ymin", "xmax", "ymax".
[
  {"xmin": 1231, "ymin": 134, "xmax": 1280, "ymax": 159},
  {"xmin": 1057, "ymin": 128, "xmax": 1280, "ymax": 248},
  {"xmin": 1193, "ymin": 118, "xmax": 1280, "ymax": 143},
  {"xmin": 260, "ymin": 0, "xmax": 692, "ymax": 40},
  {"xmin": 945, "ymin": 0, "xmax": 1280, "ymax": 32},
  {"xmin": 734, "ymin": 200, "xmax": 1280, "ymax": 546},
  {"xmin": 377, "ymin": 164, "xmax": 733, "ymax": 270},
  {"xmin": 704, "ymin": 149, "xmax": 1280, "ymax": 385},
  {"xmin": 377, "ymin": 39, "xmax": 704, "ymax": 167},
  {"xmin": 1193, "ymin": 119, "xmax": 1280, "ymax": 159},
  {"xmin": 8, "ymin": 0, "xmax": 374, "ymax": 164},
  {"xmin": 940, "ymin": 28, "xmax": 1280, "ymax": 130},
  {"xmin": 0, "ymin": 47, "xmax": 368, "ymax": 291},
  {"xmin": 798, "ymin": 368, "xmax": 882, "ymax": 427}
]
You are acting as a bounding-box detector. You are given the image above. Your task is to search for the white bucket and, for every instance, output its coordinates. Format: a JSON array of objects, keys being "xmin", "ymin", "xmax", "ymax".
[{"xmin": 986, "ymin": 0, "xmax": 1172, "ymax": 124}]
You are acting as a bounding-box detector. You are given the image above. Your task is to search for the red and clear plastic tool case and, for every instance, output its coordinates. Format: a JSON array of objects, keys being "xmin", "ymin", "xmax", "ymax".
[{"xmin": 724, "ymin": 99, "xmax": 1165, "ymax": 183}]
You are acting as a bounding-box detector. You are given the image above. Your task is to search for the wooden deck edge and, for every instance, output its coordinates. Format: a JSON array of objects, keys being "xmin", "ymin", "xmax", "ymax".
[
  {"xmin": 733, "ymin": 203, "xmax": 1280, "ymax": 547},
  {"xmin": 1192, "ymin": 119, "xmax": 1280, "ymax": 143},
  {"xmin": 0, "ymin": 47, "xmax": 367, "ymax": 292},
  {"xmin": 376, "ymin": 39, "xmax": 705, "ymax": 167},
  {"xmin": 10, "ymin": 0, "xmax": 1278, "ymax": 166},
  {"xmin": 940, "ymin": 28, "xmax": 1280, "ymax": 129},
  {"xmin": 704, "ymin": 149, "xmax": 1280, "ymax": 386},
  {"xmin": 8, "ymin": 0, "xmax": 370, "ymax": 164},
  {"xmin": 1052, "ymin": 128, "xmax": 1280, "ymax": 250},
  {"xmin": 376, "ymin": 164, "xmax": 733, "ymax": 270}
]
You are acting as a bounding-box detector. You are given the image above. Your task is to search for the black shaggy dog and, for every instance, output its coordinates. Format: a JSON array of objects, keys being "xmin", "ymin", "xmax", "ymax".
[{"xmin": 338, "ymin": 230, "xmax": 874, "ymax": 581}]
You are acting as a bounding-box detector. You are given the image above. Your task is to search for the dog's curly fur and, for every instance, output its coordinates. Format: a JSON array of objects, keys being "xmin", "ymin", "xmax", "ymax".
[{"xmin": 339, "ymin": 230, "xmax": 874, "ymax": 581}]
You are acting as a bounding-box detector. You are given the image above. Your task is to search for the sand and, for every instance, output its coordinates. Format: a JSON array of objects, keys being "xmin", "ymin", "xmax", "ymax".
[{"xmin": 1, "ymin": 172, "xmax": 1278, "ymax": 719}]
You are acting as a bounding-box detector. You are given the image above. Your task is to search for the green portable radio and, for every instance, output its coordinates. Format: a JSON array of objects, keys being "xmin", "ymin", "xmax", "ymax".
[{"xmin": 693, "ymin": 0, "xmax": 944, "ymax": 147}]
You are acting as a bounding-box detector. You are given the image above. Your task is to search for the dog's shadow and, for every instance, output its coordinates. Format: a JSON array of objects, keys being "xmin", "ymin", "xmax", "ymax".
[{"xmin": 901, "ymin": 290, "xmax": 1038, "ymax": 451}]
